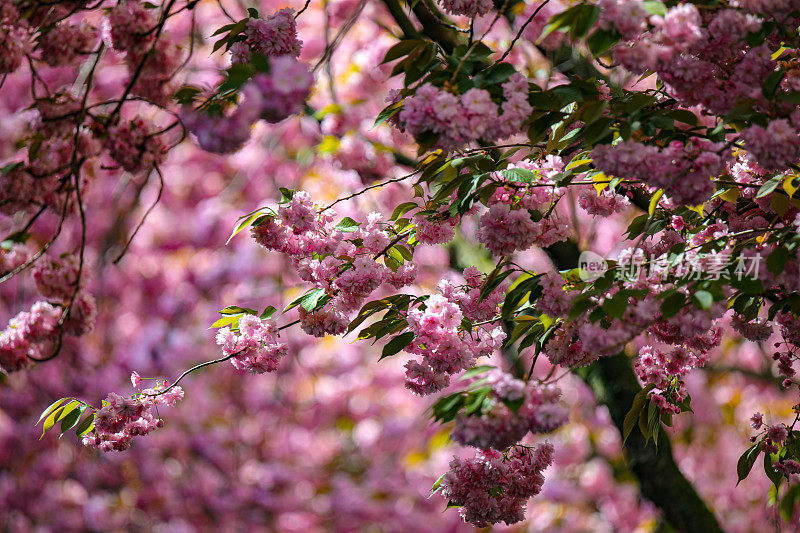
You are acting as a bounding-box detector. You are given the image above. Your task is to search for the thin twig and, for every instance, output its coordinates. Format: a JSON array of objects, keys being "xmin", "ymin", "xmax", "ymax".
[
  {"xmin": 497, "ymin": 0, "xmax": 550, "ymax": 63},
  {"xmin": 112, "ymin": 165, "xmax": 165, "ymax": 264},
  {"xmin": 319, "ymin": 171, "xmax": 417, "ymax": 212},
  {"xmin": 295, "ymin": 0, "xmax": 312, "ymax": 17}
]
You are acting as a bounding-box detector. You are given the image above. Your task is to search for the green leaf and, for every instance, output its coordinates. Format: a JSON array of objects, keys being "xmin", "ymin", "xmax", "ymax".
[
  {"xmin": 227, "ymin": 210, "xmax": 271, "ymax": 244},
  {"xmin": 211, "ymin": 22, "xmax": 238, "ymax": 37},
  {"xmin": 569, "ymin": 297, "xmax": 595, "ymax": 320},
  {"xmin": 762, "ymin": 70, "xmax": 786, "ymax": 100},
  {"xmin": 641, "ymin": 0, "xmax": 667, "ymax": 16},
  {"xmin": 37, "ymin": 398, "xmax": 68, "ymax": 425},
  {"xmin": 667, "ymin": 109, "xmax": 698, "ymax": 126},
  {"xmin": 41, "ymin": 400, "xmax": 79, "ymax": 439},
  {"xmin": 260, "ymin": 306, "xmax": 277, "ymax": 319},
  {"xmin": 756, "ymin": 175, "xmax": 783, "ymax": 198},
  {"xmin": 647, "ymin": 189, "xmax": 663, "ymax": 216},
  {"xmin": 390, "ymin": 201, "xmax": 419, "ymax": 221},
  {"xmin": 382, "ymin": 39, "xmax": 424, "ymax": 64},
  {"xmin": 459, "ymin": 365, "xmax": 495, "ymax": 381},
  {"xmin": 1, "ymin": 162, "xmax": 23, "ymax": 176},
  {"xmin": 74, "ymin": 412, "xmax": 95, "ymax": 437},
  {"xmin": 780, "ymin": 483, "xmax": 800, "ymax": 521},
  {"xmin": 569, "ymin": 5, "xmax": 600, "ymax": 40},
  {"xmin": 374, "ymin": 101, "xmax": 403, "ymax": 127},
  {"xmin": 638, "ymin": 404, "xmax": 651, "ymax": 442},
  {"xmin": 621, "ymin": 93, "xmax": 657, "ymax": 113},
  {"xmin": 464, "ymin": 387, "xmax": 490, "ymax": 415},
  {"xmin": 283, "ymin": 288, "xmax": 329, "ymax": 313},
  {"xmin": 623, "ymin": 386, "xmax": 652, "ymax": 444},
  {"xmin": 211, "ymin": 315, "xmax": 240, "ymax": 329},
  {"xmin": 429, "ymin": 473, "xmax": 447, "ymax": 497},
  {"xmin": 173, "ymin": 85, "xmax": 202, "ymax": 104},
  {"xmin": 647, "ymin": 401, "xmax": 660, "ymax": 450},
  {"xmin": 334, "ymin": 217, "xmax": 360, "ymax": 232},
  {"xmin": 278, "ymin": 188, "xmax": 295, "ymax": 204},
  {"xmin": 660, "ymin": 292, "xmax": 685, "ymax": 319},
  {"xmin": 737, "ymin": 443, "xmax": 761, "ymax": 484},
  {"xmin": 764, "ymin": 452, "xmax": 784, "ymax": 488},
  {"xmin": 778, "ymin": 91, "xmax": 800, "ymax": 104},
  {"xmin": 300, "ymin": 288, "xmax": 330, "ymax": 312},
  {"xmin": 601, "ymin": 292, "xmax": 629, "ymax": 319},
  {"xmin": 587, "ymin": 28, "xmax": 619, "ymax": 56},
  {"xmin": 431, "ymin": 392, "xmax": 466, "ymax": 423},
  {"xmin": 380, "ymin": 331, "xmax": 415, "ymax": 360},
  {"xmin": 500, "ymin": 167, "xmax": 539, "ymax": 184},
  {"xmin": 625, "ymin": 214, "xmax": 648, "ymax": 238},
  {"xmin": 580, "ymin": 100, "xmax": 608, "ymax": 124},
  {"xmin": 767, "ymin": 247, "xmax": 791, "ymax": 276},
  {"xmin": 540, "ymin": 5, "xmax": 599, "ymax": 41},
  {"xmin": 483, "ymin": 63, "xmax": 517, "ymax": 85},
  {"xmin": 60, "ymin": 404, "xmax": 87, "ymax": 434},
  {"xmin": 479, "ymin": 268, "xmax": 513, "ymax": 302},
  {"xmin": 692, "ymin": 290, "xmax": 714, "ymax": 310},
  {"xmin": 220, "ymin": 305, "xmax": 257, "ymax": 315}
]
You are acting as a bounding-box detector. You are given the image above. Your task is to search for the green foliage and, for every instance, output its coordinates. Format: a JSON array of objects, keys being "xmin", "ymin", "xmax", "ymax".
[{"xmin": 38, "ymin": 398, "xmax": 95, "ymax": 441}]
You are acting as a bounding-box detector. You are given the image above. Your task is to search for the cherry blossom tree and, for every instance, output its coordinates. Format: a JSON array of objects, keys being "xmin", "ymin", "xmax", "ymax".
[{"xmin": 2, "ymin": 0, "xmax": 800, "ymax": 530}]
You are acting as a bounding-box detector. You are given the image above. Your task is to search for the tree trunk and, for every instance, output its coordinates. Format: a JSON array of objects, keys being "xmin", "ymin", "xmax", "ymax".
[{"xmin": 581, "ymin": 354, "xmax": 723, "ymax": 533}]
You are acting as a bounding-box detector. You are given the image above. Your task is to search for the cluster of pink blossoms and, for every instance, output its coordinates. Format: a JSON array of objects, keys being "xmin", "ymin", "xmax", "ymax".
[
  {"xmin": 103, "ymin": 117, "xmax": 168, "ymax": 175},
  {"xmin": 0, "ymin": 255, "xmax": 96, "ymax": 373},
  {"xmin": 396, "ymin": 73, "xmax": 531, "ymax": 150},
  {"xmin": 215, "ymin": 315, "xmax": 288, "ymax": 374},
  {"xmin": 251, "ymin": 55, "xmax": 314, "ymax": 123},
  {"xmin": 731, "ymin": 314, "xmax": 772, "ymax": 342},
  {"xmin": 768, "ymin": 312, "xmax": 800, "ymax": 383},
  {"xmin": 476, "ymin": 159, "xmax": 571, "ymax": 255},
  {"xmin": 403, "ymin": 277, "xmax": 506, "ymax": 395},
  {"xmin": 184, "ymin": 54, "xmax": 313, "ymax": 153},
  {"xmin": 452, "ymin": 375, "xmax": 568, "ymax": 450},
  {"xmin": 538, "ymin": 275, "xmax": 659, "ymax": 367},
  {"xmin": 577, "ymin": 186, "xmax": 630, "ymax": 217},
  {"xmin": 0, "ymin": 0, "xmax": 30, "ymax": 74},
  {"xmin": 439, "ymin": 443, "xmax": 554, "ymax": 526},
  {"xmin": 438, "ymin": 0, "xmax": 493, "ymax": 18},
  {"xmin": 108, "ymin": 1, "xmax": 183, "ymax": 105},
  {"xmin": 592, "ymin": 137, "xmax": 730, "ymax": 206},
  {"xmin": 740, "ymin": 119, "xmax": 800, "ymax": 173},
  {"xmin": 252, "ymin": 192, "xmax": 417, "ymax": 332},
  {"xmin": 38, "ymin": 22, "xmax": 96, "ymax": 67},
  {"xmin": 181, "ymin": 85, "xmax": 263, "ymax": 154},
  {"xmin": 607, "ymin": 3, "xmax": 785, "ymax": 121},
  {"xmin": 412, "ymin": 209, "xmax": 459, "ymax": 245},
  {"xmin": 0, "ymin": 302, "xmax": 60, "ymax": 373},
  {"xmin": 108, "ymin": 0, "xmax": 155, "ymax": 52},
  {"xmin": 540, "ymin": 231, "xmax": 729, "ymax": 374},
  {"xmin": 2, "ymin": 86, "xmax": 108, "ymax": 216},
  {"xmin": 1, "ymin": 165, "xmax": 60, "ymax": 215},
  {"xmin": 750, "ymin": 413, "xmax": 792, "ymax": 458},
  {"xmin": 634, "ymin": 346, "xmax": 692, "ymax": 414},
  {"xmin": 330, "ymin": 135, "xmax": 395, "ymax": 184},
  {"xmin": 83, "ymin": 379, "xmax": 184, "ymax": 452},
  {"xmin": 298, "ymin": 306, "xmax": 350, "ymax": 338},
  {"xmin": 230, "ymin": 8, "xmax": 301, "ymax": 63}
]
